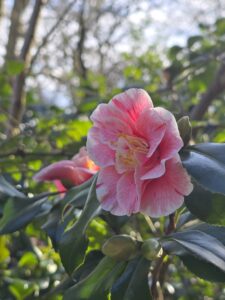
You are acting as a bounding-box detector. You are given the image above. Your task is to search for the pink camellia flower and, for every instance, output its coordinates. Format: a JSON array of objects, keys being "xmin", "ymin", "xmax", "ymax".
[
  {"xmin": 34, "ymin": 147, "xmax": 99, "ymax": 192},
  {"xmin": 87, "ymin": 89, "xmax": 193, "ymax": 217}
]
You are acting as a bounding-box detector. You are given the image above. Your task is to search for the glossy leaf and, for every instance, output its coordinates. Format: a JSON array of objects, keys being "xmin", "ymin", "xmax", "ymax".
[
  {"xmin": 111, "ymin": 257, "xmax": 151, "ymax": 300},
  {"xmin": 0, "ymin": 197, "xmax": 48, "ymax": 234},
  {"xmin": 181, "ymin": 255, "xmax": 225, "ymax": 282},
  {"xmin": 61, "ymin": 175, "xmax": 94, "ymax": 206},
  {"xmin": 41, "ymin": 203, "xmax": 73, "ymax": 250},
  {"xmin": 0, "ymin": 176, "xmax": 26, "ymax": 199},
  {"xmin": 162, "ymin": 224, "xmax": 225, "ymax": 282},
  {"xmin": 59, "ymin": 175, "xmax": 100, "ymax": 274},
  {"xmin": 181, "ymin": 143, "xmax": 225, "ymax": 195},
  {"xmin": 189, "ymin": 223, "xmax": 225, "ymax": 245},
  {"xmin": 185, "ymin": 183, "xmax": 225, "ymax": 225},
  {"xmin": 161, "ymin": 230, "xmax": 225, "ymax": 272},
  {"xmin": 64, "ymin": 256, "xmax": 125, "ymax": 300}
]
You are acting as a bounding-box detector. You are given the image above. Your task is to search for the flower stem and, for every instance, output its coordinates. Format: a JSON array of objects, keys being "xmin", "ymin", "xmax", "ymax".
[{"xmin": 143, "ymin": 214, "xmax": 157, "ymax": 234}]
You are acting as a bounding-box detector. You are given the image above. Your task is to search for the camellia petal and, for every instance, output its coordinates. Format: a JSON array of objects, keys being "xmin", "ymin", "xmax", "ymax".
[
  {"xmin": 140, "ymin": 156, "xmax": 193, "ymax": 217},
  {"xmin": 87, "ymin": 88, "xmax": 192, "ymax": 217},
  {"xmin": 34, "ymin": 147, "xmax": 99, "ymax": 191},
  {"xmin": 154, "ymin": 107, "xmax": 184, "ymax": 160},
  {"xmin": 112, "ymin": 89, "xmax": 153, "ymax": 124},
  {"xmin": 87, "ymin": 127, "xmax": 115, "ymax": 167},
  {"xmin": 117, "ymin": 171, "xmax": 140, "ymax": 215},
  {"xmin": 136, "ymin": 108, "xmax": 166, "ymax": 157},
  {"xmin": 96, "ymin": 166, "xmax": 128, "ymax": 216}
]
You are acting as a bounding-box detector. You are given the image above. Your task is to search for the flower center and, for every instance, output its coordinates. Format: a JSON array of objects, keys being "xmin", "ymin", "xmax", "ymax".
[{"xmin": 115, "ymin": 134, "xmax": 149, "ymax": 173}]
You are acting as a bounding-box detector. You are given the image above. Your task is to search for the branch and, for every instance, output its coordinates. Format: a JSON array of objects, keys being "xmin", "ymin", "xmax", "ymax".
[
  {"xmin": 74, "ymin": 0, "xmax": 87, "ymax": 79},
  {"xmin": 29, "ymin": 0, "xmax": 77, "ymax": 72},
  {"xmin": 0, "ymin": 149, "xmax": 74, "ymax": 158},
  {"xmin": 7, "ymin": 0, "xmax": 44, "ymax": 136},
  {"xmin": 4, "ymin": 0, "xmax": 29, "ymax": 61},
  {"xmin": 190, "ymin": 62, "xmax": 225, "ymax": 120}
]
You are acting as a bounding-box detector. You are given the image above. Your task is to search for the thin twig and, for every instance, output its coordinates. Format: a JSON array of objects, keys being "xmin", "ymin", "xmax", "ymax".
[{"xmin": 29, "ymin": 0, "xmax": 77, "ymax": 72}]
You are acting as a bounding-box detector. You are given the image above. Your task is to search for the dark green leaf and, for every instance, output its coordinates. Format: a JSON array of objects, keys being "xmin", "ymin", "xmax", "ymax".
[
  {"xmin": 0, "ymin": 197, "xmax": 48, "ymax": 234},
  {"xmin": 59, "ymin": 175, "xmax": 100, "ymax": 274},
  {"xmin": 61, "ymin": 175, "xmax": 94, "ymax": 206},
  {"xmin": 0, "ymin": 176, "xmax": 26, "ymax": 199},
  {"xmin": 181, "ymin": 143, "xmax": 225, "ymax": 195},
  {"xmin": 161, "ymin": 230, "xmax": 225, "ymax": 272},
  {"xmin": 64, "ymin": 256, "xmax": 125, "ymax": 300},
  {"xmin": 176, "ymin": 212, "xmax": 196, "ymax": 229},
  {"xmin": 111, "ymin": 257, "xmax": 151, "ymax": 300},
  {"xmin": 185, "ymin": 183, "xmax": 225, "ymax": 225},
  {"xmin": 72, "ymin": 250, "xmax": 104, "ymax": 282},
  {"xmin": 181, "ymin": 255, "xmax": 225, "ymax": 282},
  {"xmin": 41, "ymin": 203, "xmax": 72, "ymax": 250},
  {"xmin": 188, "ymin": 223, "xmax": 225, "ymax": 245},
  {"xmin": 101, "ymin": 213, "xmax": 129, "ymax": 233}
]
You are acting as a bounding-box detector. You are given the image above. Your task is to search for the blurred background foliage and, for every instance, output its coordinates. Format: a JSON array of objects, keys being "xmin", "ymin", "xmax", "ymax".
[{"xmin": 0, "ymin": 0, "xmax": 225, "ymax": 299}]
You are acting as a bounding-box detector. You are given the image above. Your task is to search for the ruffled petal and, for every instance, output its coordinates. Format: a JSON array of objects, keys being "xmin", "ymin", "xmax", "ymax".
[
  {"xmin": 136, "ymin": 108, "xmax": 166, "ymax": 157},
  {"xmin": 87, "ymin": 127, "xmax": 115, "ymax": 167},
  {"xmin": 140, "ymin": 156, "xmax": 193, "ymax": 217},
  {"xmin": 33, "ymin": 161, "xmax": 93, "ymax": 186},
  {"xmin": 111, "ymin": 89, "xmax": 153, "ymax": 127},
  {"xmin": 154, "ymin": 107, "xmax": 183, "ymax": 160},
  {"xmin": 117, "ymin": 171, "xmax": 139, "ymax": 215},
  {"xmin": 97, "ymin": 167, "xmax": 128, "ymax": 215}
]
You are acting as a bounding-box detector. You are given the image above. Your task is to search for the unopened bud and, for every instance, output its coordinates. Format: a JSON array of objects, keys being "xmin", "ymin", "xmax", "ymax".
[
  {"xmin": 141, "ymin": 238, "xmax": 161, "ymax": 260},
  {"xmin": 177, "ymin": 116, "xmax": 192, "ymax": 147},
  {"xmin": 102, "ymin": 234, "xmax": 138, "ymax": 261}
]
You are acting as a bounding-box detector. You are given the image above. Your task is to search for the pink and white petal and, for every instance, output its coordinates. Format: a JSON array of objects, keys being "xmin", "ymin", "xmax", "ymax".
[
  {"xmin": 154, "ymin": 107, "xmax": 183, "ymax": 160},
  {"xmin": 141, "ymin": 160, "xmax": 166, "ymax": 180},
  {"xmin": 87, "ymin": 127, "xmax": 115, "ymax": 167},
  {"xmin": 140, "ymin": 157, "xmax": 193, "ymax": 217},
  {"xmin": 53, "ymin": 180, "xmax": 67, "ymax": 193},
  {"xmin": 117, "ymin": 172, "xmax": 140, "ymax": 215},
  {"xmin": 111, "ymin": 89, "xmax": 153, "ymax": 125},
  {"xmin": 140, "ymin": 178, "xmax": 184, "ymax": 218},
  {"xmin": 90, "ymin": 103, "xmax": 132, "ymax": 133},
  {"xmin": 137, "ymin": 151, "xmax": 165, "ymax": 180},
  {"xmin": 70, "ymin": 167, "xmax": 95, "ymax": 185},
  {"xmin": 96, "ymin": 167, "xmax": 127, "ymax": 216},
  {"xmin": 33, "ymin": 161, "xmax": 87, "ymax": 186},
  {"xmin": 164, "ymin": 155, "xmax": 193, "ymax": 196},
  {"xmin": 134, "ymin": 168, "xmax": 145, "ymax": 203},
  {"xmin": 136, "ymin": 108, "xmax": 166, "ymax": 157}
]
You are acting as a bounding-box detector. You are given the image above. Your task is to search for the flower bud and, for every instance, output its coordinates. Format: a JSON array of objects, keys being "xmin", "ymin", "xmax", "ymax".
[
  {"xmin": 102, "ymin": 234, "xmax": 138, "ymax": 261},
  {"xmin": 177, "ymin": 116, "xmax": 192, "ymax": 147},
  {"xmin": 141, "ymin": 238, "xmax": 161, "ymax": 260}
]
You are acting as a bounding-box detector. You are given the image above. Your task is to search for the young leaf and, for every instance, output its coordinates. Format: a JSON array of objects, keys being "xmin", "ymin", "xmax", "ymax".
[
  {"xmin": 177, "ymin": 116, "xmax": 192, "ymax": 147},
  {"xmin": 181, "ymin": 143, "xmax": 225, "ymax": 195}
]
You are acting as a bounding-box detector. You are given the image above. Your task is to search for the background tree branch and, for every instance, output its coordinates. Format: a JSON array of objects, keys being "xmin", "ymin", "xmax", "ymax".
[
  {"xmin": 7, "ymin": 0, "xmax": 44, "ymax": 136},
  {"xmin": 190, "ymin": 62, "xmax": 225, "ymax": 120}
]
